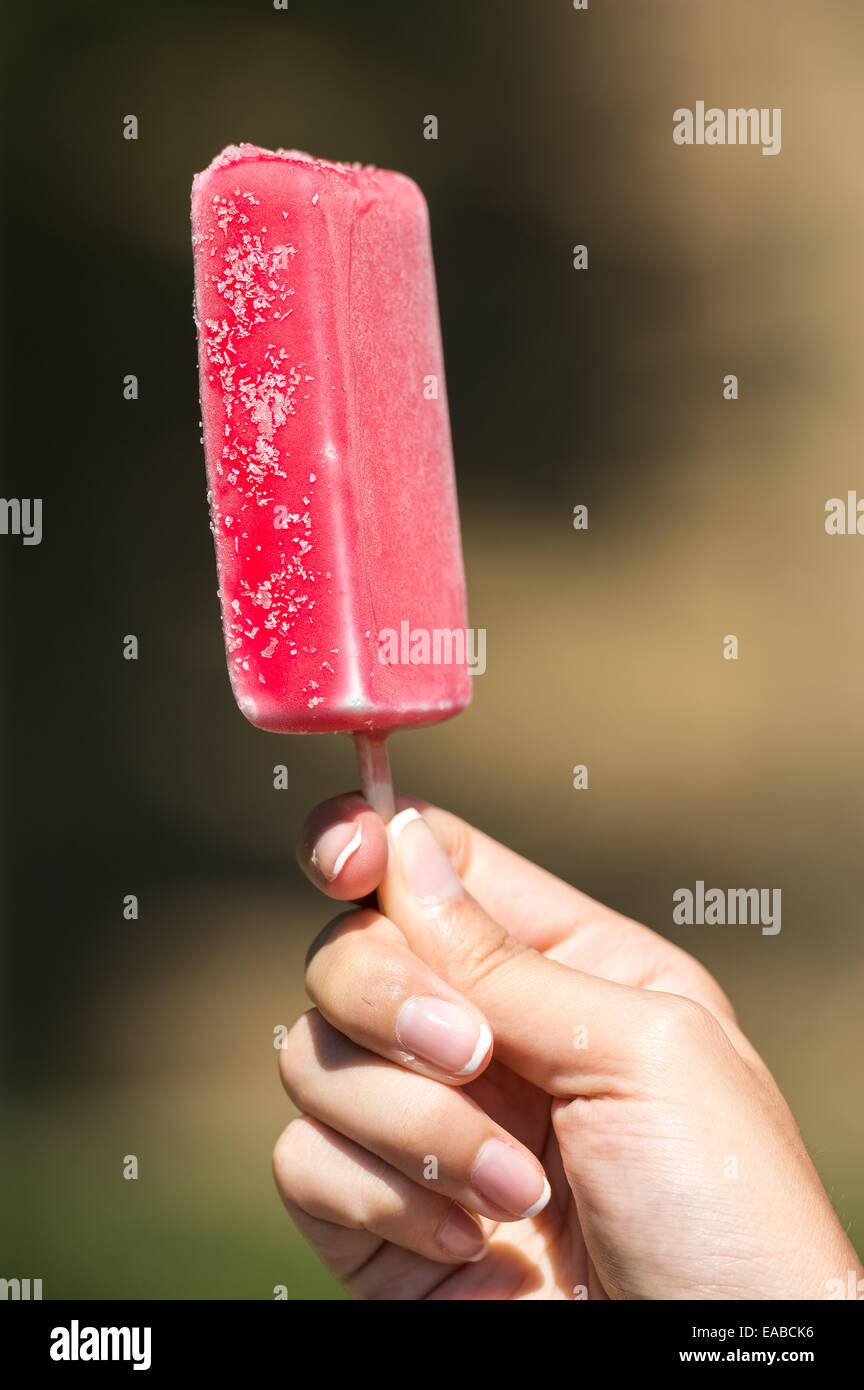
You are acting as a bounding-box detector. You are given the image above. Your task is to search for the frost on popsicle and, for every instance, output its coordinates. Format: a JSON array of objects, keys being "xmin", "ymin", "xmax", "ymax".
[{"xmin": 197, "ymin": 188, "xmax": 324, "ymax": 710}]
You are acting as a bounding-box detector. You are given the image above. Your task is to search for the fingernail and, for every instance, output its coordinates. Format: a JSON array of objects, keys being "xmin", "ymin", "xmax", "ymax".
[
  {"xmin": 311, "ymin": 822, "xmax": 363, "ymax": 882},
  {"xmin": 389, "ymin": 808, "xmax": 462, "ymax": 903},
  {"xmin": 471, "ymin": 1139, "xmax": 551, "ymax": 1219},
  {"xmin": 436, "ymin": 1204, "xmax": 488, "ymax": 1262},
  {"xmin": 396, "ymin": 996, "xmax": 491, "ymax": 1076}
]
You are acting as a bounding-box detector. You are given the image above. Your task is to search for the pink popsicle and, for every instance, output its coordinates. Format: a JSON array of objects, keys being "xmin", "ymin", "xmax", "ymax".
[{"xmin": 191, "ymin": 144, "xmax": 471, "ymax": 811}]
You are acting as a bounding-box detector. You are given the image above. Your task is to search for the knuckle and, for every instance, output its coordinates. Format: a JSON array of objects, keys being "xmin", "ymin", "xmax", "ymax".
[
  {"xmin": 640, "ymin": 991, "xmax": 720, "ymax": 1063},
  {"xmin": 305, "ymin": 908, "xmax": 377, "ymax": 972},
  {"xmin": 272, "ymin": 1117, "xmax": 314, "ymax": 1196},
  {"xmin": 277, "ymin": 1010, "xmax": 318, "ymax": 1101},
  {"xmin": 272, "ymin": 1117, "xmax": 335, "ymax": 1211},
  {"xmin": 451, "ymin": 915, "xmax": 530, "ymax": 994},
  {"xmin": 278, "ymin": 1008, "xmax": 355, "ymax": 1106},
  {"xmin": 306, "ymin": 922, "xmax": 374, "ymax": 1006}
]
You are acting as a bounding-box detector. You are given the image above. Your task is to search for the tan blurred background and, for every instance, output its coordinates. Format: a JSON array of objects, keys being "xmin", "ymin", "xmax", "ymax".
[{"xmin": 2, "ymin": 0, "xmax": 863, "ymax": 1297}]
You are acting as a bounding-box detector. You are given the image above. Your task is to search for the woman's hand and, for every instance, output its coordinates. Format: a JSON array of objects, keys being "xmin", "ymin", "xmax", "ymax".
[{"xmin": 273, "ymin": 795, "xmax": 862, "ymax": 1300}]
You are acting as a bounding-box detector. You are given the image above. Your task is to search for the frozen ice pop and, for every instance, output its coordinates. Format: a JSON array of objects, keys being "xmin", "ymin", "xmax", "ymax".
[{"xmin": 191, "ymin": 144, "xmax": 471, "ymax": 815}]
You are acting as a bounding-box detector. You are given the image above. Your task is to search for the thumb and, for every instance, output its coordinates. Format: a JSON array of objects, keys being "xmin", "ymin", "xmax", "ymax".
[{"xmin": 380, "ymin": 808, "xmax": 638, "ymax": 1097}]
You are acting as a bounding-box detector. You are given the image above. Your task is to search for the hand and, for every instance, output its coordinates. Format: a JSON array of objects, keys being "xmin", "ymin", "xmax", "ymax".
[{"xmin": 273, "ymin": 795, "xmax": 862, "ymax": 1300}]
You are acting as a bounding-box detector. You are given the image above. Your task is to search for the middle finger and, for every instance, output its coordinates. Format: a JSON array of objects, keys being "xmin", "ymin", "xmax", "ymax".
[{"xmin": 280, "ymin": 1009, "xmax": 551, "ymax": 1224}]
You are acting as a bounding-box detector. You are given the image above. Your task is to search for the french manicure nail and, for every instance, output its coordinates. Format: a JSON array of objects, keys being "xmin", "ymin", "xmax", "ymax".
[
  {"xmin": 389, "ymin": 808, "xmax": 463, "ymax": 903},
  {"xmin": 436, "ymin": 1204, "xmax": 488, "ymax": 1262},
  {"xmin": 396, "ymin": 996, "xmax": 491, "ymax": 1076},
  {"xmin": 471, "ymin": 1139, "xmax": 551, "ymax": 1219},
  {"xmin": 311, "ymin": 822, "xmax": 363, "ymax": 882}
]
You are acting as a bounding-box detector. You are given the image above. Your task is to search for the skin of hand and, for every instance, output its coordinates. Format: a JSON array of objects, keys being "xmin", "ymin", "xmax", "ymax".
[{"xmin": 273, "ymin": 794, "xmax": 863, "ymax": 1302}]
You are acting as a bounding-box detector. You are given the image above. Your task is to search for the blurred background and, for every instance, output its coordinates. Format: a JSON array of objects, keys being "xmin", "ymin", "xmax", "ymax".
[{"xmin": 2, "ymin": 0, "xmax": 863, "ymax": 1299}]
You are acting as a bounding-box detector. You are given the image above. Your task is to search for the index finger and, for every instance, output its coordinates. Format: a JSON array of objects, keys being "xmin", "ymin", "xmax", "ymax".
[{"xmin": 296, "ymin": 792, "xmax": 621, "ymax": 953}]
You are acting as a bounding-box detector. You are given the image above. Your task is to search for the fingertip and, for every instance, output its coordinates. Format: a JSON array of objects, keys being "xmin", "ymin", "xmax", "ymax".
[{"xmin": 297, "ymin": 795, "xmax": 389, "ymax": 898}]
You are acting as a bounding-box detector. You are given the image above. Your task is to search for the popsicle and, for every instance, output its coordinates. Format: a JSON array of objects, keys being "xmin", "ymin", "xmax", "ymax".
[{"xmin": 191, "ymin": 144, "xmax": 471, "ymax": 817}]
